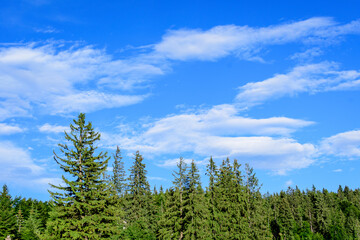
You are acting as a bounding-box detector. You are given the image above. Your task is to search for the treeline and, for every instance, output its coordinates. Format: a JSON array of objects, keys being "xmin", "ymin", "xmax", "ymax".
[{"xmin": 1, "ymin": 113, "xmax": 360, "ymax": 239}]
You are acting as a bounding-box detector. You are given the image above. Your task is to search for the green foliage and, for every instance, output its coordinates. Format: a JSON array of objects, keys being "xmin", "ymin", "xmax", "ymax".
[
  {"xmin": 46, "ymin": 113, "xmax": 119, "ymax": 239},
  {"xmin": 21, "ymin": 204, "xmax": 43, "ymax": 240},
  {"xmin": 183, "ymin": 160, "xmax": 210, "ymax": 239},
  {"xmin": 112, "ymin": 146, "xmax": 126, "ymax": 196},
  {"xmin": 0, "ymin": 185, "xmax": 17, "ymax": 239},
  {"xmin": 125, "ymin": 151, "xmax": 155, "ymax": 238},
  {"xmin": 4, "ymin": 128, "xmax": 360, "ymax": 240}
]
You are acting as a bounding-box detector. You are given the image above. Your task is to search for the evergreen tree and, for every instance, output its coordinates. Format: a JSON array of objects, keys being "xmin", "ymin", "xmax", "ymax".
[
  {"xmin": 205, "ymin": 157, "xmax": 220, "ymax": 239},
  {"xmin": 112, "ymin": 146, "xmax": 126, "ymax": 196},
  {"xmin": 244, "ymin": 163, "xmax": 271, "ymax": 239},
  {"xmin": 16, "ymin": 208, "xmax": 24, "ymax": 237},
  {"xmin": 183, "ymin": 160, "xmax": 210, "ymax": 239},
  {"xmin": 158, "ymin": 157, "xmax": 187, "ymax": 239},
  {"xmin": 125, "ymin": 151, "xmax": 155, "ymax": 239},
  {"xmin": 214, "ymin": 158, "xmax": 248, "ymax": 239},
  {"xmin": 46, "ymin": 113, "xmax": 119, "ymax": 239},
  {"xmin": 277, "ymin": 191, "xmax": 295, "ymax": 240},
  {"xmin": 21, "ymin": 204, "xmax": 43, "ymax": 240},
  {"xmin": 0, "ymin": 185, "xmax": 17, "ymax": 239}
]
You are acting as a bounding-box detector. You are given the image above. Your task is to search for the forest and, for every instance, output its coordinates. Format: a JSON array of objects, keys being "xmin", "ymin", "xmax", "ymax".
[{"xmin": 1, "ymin": 113, "xmax": 360, "ymax": 240}]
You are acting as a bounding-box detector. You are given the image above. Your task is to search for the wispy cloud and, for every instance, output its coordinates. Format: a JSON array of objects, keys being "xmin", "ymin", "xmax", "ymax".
[
  {"xmin": 38, "ymin": 123, "xmax": 69, "ymax": 134},
  {"xmin": 148, "ymin": 176, "xmax": 168, "ymax": 181},
  {"xmin": 290, "ymin": 47, "xmax": 323, "ymax": 61},
  {"xmin": 0, "ymin": 43, "xmax": 162, "ymax": 119},
  {"xmin": 34, "ymin": 26, "xmax": 59, "ymax": 33},
  {"xmin": 0, "ymin": 141, "xmax": 43, "ymax": 177},
  {"xmin": 320, "ymin": 130, "xmax": 360, "ymax": 158},
  {"xmin": 156, "ymin": 158, "xmax": 205, "ymax": 168},
  {"xmin": 102, "ymin": 104, "xmax": 316, "ymax": 174},
  {"xmin": 0, "ymin": 123, "xmax": 24, "ymax": 135},
  {"xmin": 48, "ymin": 91, "xmax": 147, "ymax": 114},
  {"xmin": 285, "ymin": 180, "xmax": 294, "ymax": 186},
  {"xmin": 236, "ymin": 62, "xmax": 360, "ymax": 107},
  {"xmin": 153, "ymin": 17, "xmax": 360, "ymax": 61}
]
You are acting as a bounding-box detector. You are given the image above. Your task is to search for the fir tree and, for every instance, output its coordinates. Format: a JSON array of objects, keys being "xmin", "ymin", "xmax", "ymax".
[
  {"xmin": 0, "ymin": 185, "xmax": 17, "ymax": 239},
  {"xmin": 16, "ymin": 208, "xmax": 24, "ymax": 237},
  {"xmin": 125, "ymin": 151, "xmax": 155, "ymax": 239},
  {"xmin": 205, "ymin": 157, "xmax": 220, "ymax": 239},
  {"xmin": 21, "ymin": 204, "xmax": 43, "ymax": 240},
  {"xmin": 112, "ymin": 146, "xmax": 126, "ymax": 196},
  {"xmin": 183, "ymin": 160, "xmax": 210, "ymax": 239},
  {"xmin": 158, "ymin": 157, "xmax": 187, "ymax": 239},
  {"xmin": 244, "ymin": 163, "xmax": 271, "ymax": 239},
  {"xmin": 46, "ymin": 113, "xmax": 119, "ymax": 239}
]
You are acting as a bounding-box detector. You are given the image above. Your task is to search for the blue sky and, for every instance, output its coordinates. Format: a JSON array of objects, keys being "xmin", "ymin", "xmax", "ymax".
[{"xmin": 1, "ymin": 0, "xmax": 360, "ymax": 200}]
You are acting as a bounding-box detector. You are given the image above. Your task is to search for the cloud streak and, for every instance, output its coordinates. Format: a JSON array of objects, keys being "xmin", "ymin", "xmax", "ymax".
[
  {"xmin": 153, "ymin": 17, "xmax": 360, "ymax": 61},
  {"xmin": 102, "ymin": 104, "xmax": 316, "ymax": 174},
  {"xmin": 0, "ymin": 43, "xmax": 160, "ymax": 119},
  {"xmin": 0, "ymin": 123, "xmax": 24, "ymax": 135},
  {"xmin": 320, "ymin": 130, "xmax": 360, "ymax": 158},
  {"xmin": 236, "ymin": 62, "xmax": 360, "ymax": 107}
]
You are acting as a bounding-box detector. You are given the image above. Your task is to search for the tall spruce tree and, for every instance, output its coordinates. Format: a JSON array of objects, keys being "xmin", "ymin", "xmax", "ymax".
[
  {"xmin": 205, "ymin": 157, "xmax": 220, "ymax": 239},
  {"xmin": 46, "ymin": 113, "xmax": 119, "ymax": 239},
  {"xmin": 158, "ymin": 157, "xmax": 187, "ymax": 239},
  {"xmin": 183, "ymin": 160, "xmax": 210, "ymax": 239},
  {"xmin": 112, "ymin": 146, "xmax": 126, "ymax": 196},
  {"xmin": 21, "ymin": 204, "xmax": 43, "ymax": 240},
  {"xmin": 244, "ymin": 163, "xmax": 272, "ymax": 239},
  {"xmin": 0, "ymin": 185, "xmax": 17, "ymax": 239},
  {"xmin": 125, "ymin": 151, "xmax": 155, "ymax": 239}
]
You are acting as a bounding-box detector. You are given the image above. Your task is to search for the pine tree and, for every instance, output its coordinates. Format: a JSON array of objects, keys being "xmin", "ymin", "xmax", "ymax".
[
  {"xmin": 183, "ymin": 160, "xmax": 210, "ymax": 239},
  {"xmin": 213, "ymin": 158, "xmax": 248, "ymax": 239},
  {"xmin": 112, "ymin": 146, "xmax": 126, "ymax": 196},
  {"xmin": 0, "ymin": 185, "xmax": 17, "ymax": 239},
  {"xmin": 16, "ymin": 208, "xmax": 24, "ymax": 238},
  {"xmin": 277, "ymin": 191, "xmax": 295, "ymax": 240},
  {"xmin": 205, "ymin": 157, "xmax": 220, "ymax": 239},
  {"xmin": 125, "ymin": 151, "xmax": 155, "ymax": 239},
  {"xmin": 158, "ymin": 157, "xmax": 187, "ymax": 240},
  {"xmin": 21, "ymin": 204, "xmax": 43, "ymax": 240},
  {"xmin": 244, "ymin": 163, "xmax": 272, "ymax": 239},
  {"xmin": 46, "ymin": 113, "xmax": 119, "ymax": 239}
]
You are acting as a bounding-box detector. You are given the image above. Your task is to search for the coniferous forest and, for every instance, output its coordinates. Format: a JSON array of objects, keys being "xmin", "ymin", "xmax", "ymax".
[{"xmin": 1, "ymin": 113, "xmax": 360, "ymax": 240}]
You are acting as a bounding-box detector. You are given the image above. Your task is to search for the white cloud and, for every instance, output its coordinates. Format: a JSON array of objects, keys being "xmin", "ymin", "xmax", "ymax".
[
  {"xmin": 48, "ymin": 91, "xmax": 147, "ymax": 114},
  {"xmin": 0, "ymin": 123, "xmax": 24, "ymax": 135},
  {"xmin": 38, "ymin": 123, "xmax": 69, "ymax": 134},
  {"xmin": 0, "ymin": 141, "xmax": 43, "ymax": 179},
  {"xmin": 285, "ymin": 180, "xmax": 293, "ymax": 186},
  {"xmin": 148, "ymin": 176, "xmax": 168, "ymax": 181},
  {"xmin": 154, "ymin": 17, "xmax": 360, "ymax": 61},
  {"xmin": 34, "ymin": 26, "xmax": 59, "ymax": 33},
  {"xmin": 333, "ymin": 169, "xmax": 343, "ymax": 172},
  {"xmin": 102, "ymin": 104, "xmax": 316, "ymax": 174},
  {"xmin": 236, "ymin": 62, "xmax": 360, "ymax": 107},
  {"xmin": 320, "ymin": 130, "xmax": 360, "ymax": 158},
  {"xmin": 290, "ymin": 47, "xmax": 323, "ymax": 61},
  {"xmin": 156, "ymin": 158, "xmax": 204, "ymax": 168},
  {"xmin": 0, "ymin": 43, "xmax": 162, "ymax": 119}
]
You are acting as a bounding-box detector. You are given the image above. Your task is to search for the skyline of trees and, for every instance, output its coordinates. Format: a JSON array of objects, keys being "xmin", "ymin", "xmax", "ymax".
[{"xmin": 1, "ymin": 113, "xmax": 360, "ymax": 239}]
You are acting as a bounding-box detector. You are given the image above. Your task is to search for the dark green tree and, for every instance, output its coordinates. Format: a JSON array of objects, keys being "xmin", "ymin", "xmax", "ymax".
[
  {"xmin": 244, "ymin": 163, "xmax": 271, "ymax": 239},
  {"xmin": 183, "ymin": 160, "xmax": 210, "ymax": 239},
  {"xmin": 158, "ymin": 157, "xmax": 187, "ymax": 239},
  {"xmin": 0, "ymin": 185, "xmax": 17, "ymax": 239},
  {"xmin": 46, "ymin": 113, "xmax": 119, "ymax": 239},
  {"xmin": 112, "ymin": 146, "xmax": 126, "ymax": 196},
  {"xmin": 21, "ymin": 204, "xmax": 43, "ymax": 240},
  {"xmin": 124, "ymin": 151, "xmax": 155, "ymax": 239},
  {"xmin": 205, "ymin": 157, "xmax": 220, "ymax": 239}
]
